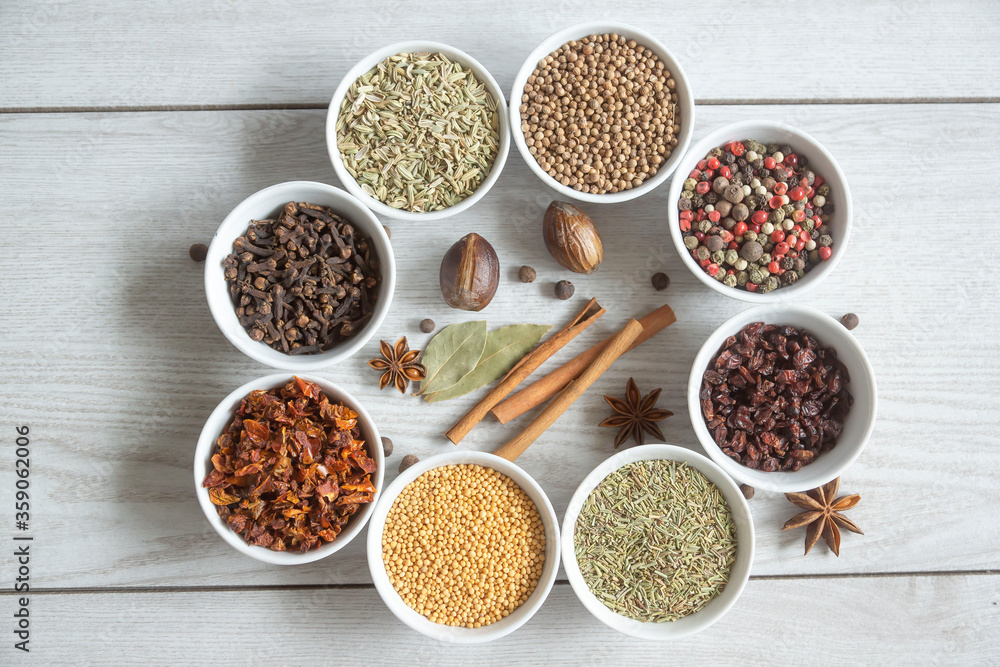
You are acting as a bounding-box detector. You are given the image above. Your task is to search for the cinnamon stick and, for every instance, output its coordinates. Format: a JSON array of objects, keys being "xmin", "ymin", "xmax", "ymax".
[
  {"xmin": 444, "ymin": 298, "xmax": 605, "ymax": 444},
  {"xmin": 493, "ymin": 319, "xmax": 644, "ymax": 462},
  {"xmin": 491, "ymin": 304, "xmax": 676, "ymax": 424}
]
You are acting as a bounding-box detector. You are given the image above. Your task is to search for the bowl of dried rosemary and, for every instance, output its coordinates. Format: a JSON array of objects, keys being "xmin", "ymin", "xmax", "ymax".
[
  {"xmin": 562, "ymin": 444, "xmax": 754, "ymax": 639},
  {"xmin": 327, "ymin": 41, "xmax": 510, "ymax": 221},
  {"xmin": 205, "ymin": 180, "xmax": 395, "ymax": 370}
]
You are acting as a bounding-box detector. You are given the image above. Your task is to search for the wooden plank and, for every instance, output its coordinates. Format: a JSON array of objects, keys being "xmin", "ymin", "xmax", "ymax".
[
  {"xmin": 1, "ymin": 0, "xmax": 999, "ymax": 109},
  {"xmin": 1, "ymin": 104, "xmax": 999, "ymax": 588},
  {"xmin": 5, "ymin": 575, "xmax": 999, "ymax": 664}
]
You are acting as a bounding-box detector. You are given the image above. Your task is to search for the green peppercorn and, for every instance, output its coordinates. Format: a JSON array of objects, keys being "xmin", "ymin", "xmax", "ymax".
[
  {"xmin": 749, "ymin": 269, "xmax": 765, "ymax": 284},
  {"xmin": 725, "ymin": 249, "xmax": 739, "ymax": 266},
  {"xmin": 680, "ymin": 190, "xmax": 694, "ymax": 200},
  {"xmin": 781, "ymin": 203, "xmax": 795, "ymax": 215},
  {"xmin": 698, "ymin": 219, "xmax": 712, "ymax": 233},
  {"xmin": 723, "ymin": 274, "xmax": 738, "ymax": 288},
  {"xmin": 809, "ymin": 250, "xmax": 820, "ymax": 263},
  {"xmin": 782, "ymin": 271, "xmax": 798, "ymax": 285},
  {"xmin": 803, "ymin": 219, "xmax": 815, "ymax": 232},
  {"xmin": 817, "ymin": 184, "xmax": 831, "ymax": 197},
  {"xmin": 683, "ymin": 178, "xmax": 697, "ymax": 191},
  {"xmin": 744, "ymin": 230, "xmax": 758, "ymax": 242},
  {"xmin": 818, "ymin": 234, "xmax": 833, "ymax": 248},
  {"xmin": 715, "ymin": 270, "xmax": 726, "ymax": 282},
  {"xmin": 708, "ymin": 146, "xmax": 723, "ymax": 158},
  {"xmin": 796, "ymin": 269, "xmax": 805, "ymax": 279},
  {"xmin": 684, "ymin": 236, "xmax": 699, "ymax": 250},
  {"xmin": 765, "ymin": 276, "xmax": 779, "ymax": 291},
  {"xmin": 736, "ymin": 270, "xmax": 749, "ymax": 286},
  {"xmin": 769, "ymin": 208, "xmax": 785, "ymax": 223},
  {"xmin": 759, "ymin": 253, "xmax": 771, "ymax": 265},
  {"xmin": 711, "ymin": 250, "xmax": 726, "ymax": 264},
  {"xmin": 697, "ymin": 246, "xmax": 711, "ymax": 261}
]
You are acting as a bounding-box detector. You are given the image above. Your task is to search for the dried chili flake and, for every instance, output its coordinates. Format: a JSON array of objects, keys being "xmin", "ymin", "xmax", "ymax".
[{"xmin": 202, "ymin": 377, "xmax": 378, "ymax": 552}]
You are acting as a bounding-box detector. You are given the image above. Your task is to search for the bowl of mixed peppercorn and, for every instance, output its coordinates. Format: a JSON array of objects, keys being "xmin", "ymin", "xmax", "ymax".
[
  {"xmin": 687, "ymin": 305, "xmax": 877, "ymax": 493},
  {"xmin": 667, "ymin": 121, "xmax": 851, "ymax": 301}
]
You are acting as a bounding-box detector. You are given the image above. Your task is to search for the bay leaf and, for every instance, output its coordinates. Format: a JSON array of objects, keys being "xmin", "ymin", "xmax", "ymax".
[
  {"xmin": 424, "ymin": 324, "xmax": 552, "ymax": 403},
  {"xmin": 417, "ymin": 321, "xmax": 488, "ymax": 396}
]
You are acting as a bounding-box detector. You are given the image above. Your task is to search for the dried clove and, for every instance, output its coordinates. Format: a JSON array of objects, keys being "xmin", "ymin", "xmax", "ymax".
[{"xmin": 224, "ymin": 202, "xmax": 381, "ymax": 355}]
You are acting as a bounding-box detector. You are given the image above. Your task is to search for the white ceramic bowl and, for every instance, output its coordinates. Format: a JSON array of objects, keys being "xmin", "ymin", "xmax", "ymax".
[
  {"xmin": 366, "ymin": 451, "xmax": 561, "ymax": 643},
  {"xmin": 194, "ymin": 373, "xmax": 384, "ymax": 564},
  {"xmin": 205, "ymin": 181, "xmax": 394, "ymax": 371},
  {"xmin": 667, "ymin": 120, "xmax": 852, "ymax": 303},
  {"xmin": 688, "ymin": 305, "xmax": 877, "ymax": 493},
  {"xmin": 509, "ymin": 22, "xmax": 695, "ymax": 204},
  {"xmin": 326, "ymin": 41, "xmax": 510, "ymax": 221},
  {"xmin": 562, "ymin": 444, "xmax": 754, "ymax": 640}
]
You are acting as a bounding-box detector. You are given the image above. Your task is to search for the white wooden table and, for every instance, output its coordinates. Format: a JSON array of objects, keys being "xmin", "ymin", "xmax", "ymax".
[{"xmin": 2, "ymin": 1, "xmax": 999, "ymax": 664}]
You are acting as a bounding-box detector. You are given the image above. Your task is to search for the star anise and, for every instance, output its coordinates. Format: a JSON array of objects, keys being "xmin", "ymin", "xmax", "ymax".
[
  {"xmin": 599, "ymin": 378, "xmax": 673, "ymax": 449},
  {"xmin": 782, "ymin": 477, "xmax": 863, "ymax": 556},
  {"xmin": 367, "ymin": 337, "xmax": 426, "ymax": 394}
]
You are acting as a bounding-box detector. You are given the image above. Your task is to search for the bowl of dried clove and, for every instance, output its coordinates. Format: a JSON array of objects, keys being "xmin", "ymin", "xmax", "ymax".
[
  {"xmin": 194, "ymin": 374, "xmax": 384, "ymax": 564},
  {"xmin": 205, "ymin": 181, "xmax": 395, "ymax": 370},
  {"xmin": 327, "ymin": 41, "xmax": 510, "ymax": 221},
  {"xmin": 688, "ymin": 304, "xmax": 877, "ymax": 493}
]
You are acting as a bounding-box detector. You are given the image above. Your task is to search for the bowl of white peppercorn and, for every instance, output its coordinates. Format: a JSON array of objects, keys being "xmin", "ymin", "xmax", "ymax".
[
  {"xmin": 667, "ymin": 120, "xmax": 852, "ymax": 302},
  {"xmin": 510, "ymin": 22, "xmax": 695, "ymax": 203}
]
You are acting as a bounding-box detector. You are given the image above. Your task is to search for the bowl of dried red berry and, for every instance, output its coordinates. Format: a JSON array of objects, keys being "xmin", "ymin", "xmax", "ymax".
[
  {"xmin": 667, "ymin": 121, "xmax": 851, "ymax": 302},
  {"xmin": 688, "ymin": 305, "xmax": 876, "ymax": 493},
  {"xmin": 194, "ymin": 374, "xmax": 383, "ymax": 564}
]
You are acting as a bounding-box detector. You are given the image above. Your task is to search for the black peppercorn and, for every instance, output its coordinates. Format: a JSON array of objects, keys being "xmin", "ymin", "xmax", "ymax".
[
  {"xmin": 189, "ymin": 243, "xmax": 208, "ymax": 262},
  {"xmin": 704, "ymin": 191, "xmax": 719, "ymax": 205},
  {"xmin": 554, "ymin": 280, "xmax": 575, "ymax": 300}
]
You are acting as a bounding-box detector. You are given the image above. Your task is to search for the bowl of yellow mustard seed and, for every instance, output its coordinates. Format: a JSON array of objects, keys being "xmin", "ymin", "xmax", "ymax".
[{"xmin": 366, "ymin": 450, "xmax": 560, "ymax": 643}]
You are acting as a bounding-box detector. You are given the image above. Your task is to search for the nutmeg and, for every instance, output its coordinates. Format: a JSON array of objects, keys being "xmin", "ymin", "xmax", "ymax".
[
  {"xmin": 439, "ymin": 233, "xmax": 500, "ymax": 311},
  {"xmin": 543, "ymin": 201, "xmax": 604, "ymax": 274}
]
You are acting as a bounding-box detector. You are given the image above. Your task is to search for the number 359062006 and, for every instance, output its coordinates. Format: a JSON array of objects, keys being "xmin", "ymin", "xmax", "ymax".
[{"xmin": 15, "ymin": 426, "xmax": 30, "ymax": 524}]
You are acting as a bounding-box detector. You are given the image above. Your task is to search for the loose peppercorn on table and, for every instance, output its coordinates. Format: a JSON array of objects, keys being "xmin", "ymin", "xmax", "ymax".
[{"xmin": 2, "ymin": 1, "xmax": 1000, "ymax": 664}]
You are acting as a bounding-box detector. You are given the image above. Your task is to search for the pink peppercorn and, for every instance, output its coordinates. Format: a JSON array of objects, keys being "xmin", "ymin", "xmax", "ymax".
[
  {"xmin": 789, "ymin": 187, "xmax": 805, "ymax": 201},
  {"xmin": 752, "ymin": 210, "xmax": 768, "ymax": 224},
  {"xmin": 734, "ymin": 222, "xmax": 748, "ymax": 236},
  {"xmin": 719, "ymin": 165, "xmax": 732, "ymax": 179},
  {"xmin": 697, "ymin": 159, "xmax": 708, "ymax": 170},
  {"xmin": 775, "ymin": 242, "xmax": 789, "ymax": 255},
  {"xmin": 769, "ymin": 196, "xmax": 783, "ymax": 209},
  {"xmin": 768, "ymin": 261, "xmax": 780, "ymax": 274},
  {"xmin": 708, "ymin": 157, "xmax": 720, "ymax": 169},
  {"xmin": 784, "ymin": 154, "xmax": 798, "ymax": 167},
  {"xmin": 773, "ymin": 182, "xmax": 788, "ymax": 196},
  {"xmin": 819, "ymin": 247, "xmax": 833, "ymax": 260},
  {"xmin": 694, "ymin": 231, "xmax": 706, "ymax": 241},
  {"xmin": 707, "ymin": 263, "xmax": 720, "ymax": 277},
  {"xmin": 696, "ymin": 181, "xmax": 710, "ymax": 194},
  {"xmin": 764, "ymin": 157, "xmax": 776, "ymax": 169},
  {"xmin": 708, "ymin": 210, "xmax": 721, "ymax": 223},
  {"xmin": 770, "ymin": 229, "xmax": 785, "ymax": 243},
  {"xmin": 679, "ymin": 219, "xmax": 691, "ymax": 232}
]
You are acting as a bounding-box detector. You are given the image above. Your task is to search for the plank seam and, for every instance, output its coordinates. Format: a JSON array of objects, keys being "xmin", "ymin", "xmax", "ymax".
[
  {"xmin": 1, "ymin": 98, "xmax": 999, "ymax": 114},
  {"xmin": 4, "ymin": 569, "xmax": 997, "ymax": 596}
]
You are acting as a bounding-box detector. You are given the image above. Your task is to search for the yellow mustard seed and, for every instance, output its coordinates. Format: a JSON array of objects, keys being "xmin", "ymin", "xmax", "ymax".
[{"xmin": 382, "ymin": 464, "xmax": 546, "ymax": 628}]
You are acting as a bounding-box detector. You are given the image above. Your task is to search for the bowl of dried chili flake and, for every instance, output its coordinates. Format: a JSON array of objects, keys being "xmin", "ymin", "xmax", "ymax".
[
  {"xmin": 195, "ymin": 374, "xmax": 383, "ymax": 564},
  {"xmin": 688, "ymin": 305, "xmax": 877, "ymax": 493}
]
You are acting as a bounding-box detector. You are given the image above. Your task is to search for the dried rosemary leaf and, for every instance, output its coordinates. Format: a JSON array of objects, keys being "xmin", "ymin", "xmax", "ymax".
[
  {"xmin": 337, "ymin": 52, "xmax": 500, "ymax": 213},
  {"xmin": 574, "ymin": 460, "xmax": 738, "ymax": 623}
]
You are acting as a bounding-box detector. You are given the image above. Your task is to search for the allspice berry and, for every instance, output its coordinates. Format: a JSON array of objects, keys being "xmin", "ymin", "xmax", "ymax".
[
  {"xmin": 740, "ymin": 240, "xmax": 764, "ymax": 262},
  {"xmin": 419, "ymin": 318, "xmax": 435, "ymax": 334},
  {"xmin": 439, "ymin": 233, "xmax": 500, "ymax": 311},
  {"xmin": 399, "ymin": 454, "xmax": 419, "ymax": 473},
  {"xmin": 519, "ymin": 265, "xmax": 537, "ymax": 283},
  {"xmin": 189, "ymin": 243, "xmax": 208, "ymax": 262},
  {"xmin": 739, "ymin": 484, "xmax": 755, "ymax": 500},
  {"xmin": 383, "ymin": 225, "xmax": 392, "ymax": 239},
  {"xmin": 651, "ymin": 272, "xmax": 670, "ymax": 291},
  {"xmin": 381, "ymin": 437, "xmax": 393, "ymax": 457},
  {"xmin": 841, "ymin": 313, "xmax": 860, "ymax": 330},
  {"xmin": 554, "ymin": 280, "xmax": 574, "ymax": 300}
]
